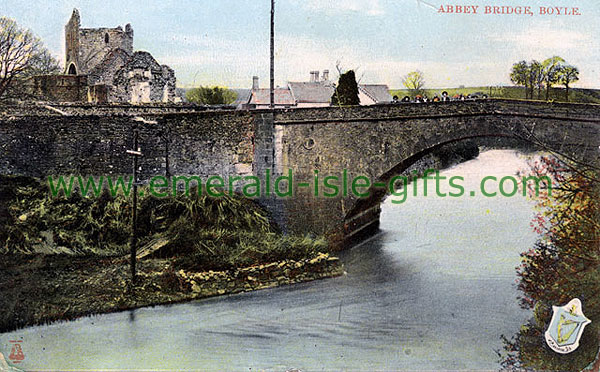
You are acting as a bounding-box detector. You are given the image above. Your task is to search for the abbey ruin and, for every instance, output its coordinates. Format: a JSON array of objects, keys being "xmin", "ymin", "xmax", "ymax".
[{"xmin": 27, "ymin": 9, "xmax": 177, "ymax": 104}]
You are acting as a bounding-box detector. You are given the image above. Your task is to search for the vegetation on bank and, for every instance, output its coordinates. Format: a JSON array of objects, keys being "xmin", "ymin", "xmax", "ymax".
[
  {"xmin": 0, "ymin": 176, "xmax": 328, "ymax": 270},
  {"xmin": 500, "ymin": 156, "xmax": 599, "ymax": 370},
  {"xmin": 0, "ymin": 175, "xmax": 335, "ymax": 331},
  {"xmin": 0, "ymin": 251, "xmax": 342, "ymax": 333}
]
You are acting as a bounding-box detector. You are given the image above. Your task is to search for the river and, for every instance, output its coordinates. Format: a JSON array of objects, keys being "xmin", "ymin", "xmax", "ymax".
[{"xmin": 1, "ymin": 150, "xmax": 539, "ymax": 371}]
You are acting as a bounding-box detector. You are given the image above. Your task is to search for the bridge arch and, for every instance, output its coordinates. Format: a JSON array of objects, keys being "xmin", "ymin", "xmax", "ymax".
[
  {"xmin": 342, "ymin": 134, "xmax": 540, "ymax": 245},
  {"xmin": 268, "ymin": 100, "xmax": 600, "ymax": 248}
]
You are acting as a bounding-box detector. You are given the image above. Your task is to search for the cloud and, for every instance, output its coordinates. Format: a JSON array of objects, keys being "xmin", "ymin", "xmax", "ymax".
[
  {"xmin": 490, "ymin": 25, "xmax": 593, "ymax": 53},
  {"xmin": 159, "ymin": 33, "xmax": 513, "ymax": 88},
  {"xmin": 298, "ymin": 0, "xmax": 385, "ymax": 16},
  {"xmin": 158, "ymin": 20, "xmax": 599, "ymax": 88}
]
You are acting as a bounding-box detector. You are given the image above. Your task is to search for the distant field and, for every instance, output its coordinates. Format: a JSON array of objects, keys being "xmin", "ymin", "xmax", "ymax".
[{"xmin": 389, "ymin": 86, "xmax": 600, "ymax": 104}]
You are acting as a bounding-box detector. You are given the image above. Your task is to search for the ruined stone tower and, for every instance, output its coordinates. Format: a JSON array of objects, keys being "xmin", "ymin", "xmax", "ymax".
[
  {"xmin": 64, "ymin": 8, "xmax": 134, "ymax": 75},
  {"xmin": 60, "ymin": 8, "xmax": 176, "ymax": 103}
]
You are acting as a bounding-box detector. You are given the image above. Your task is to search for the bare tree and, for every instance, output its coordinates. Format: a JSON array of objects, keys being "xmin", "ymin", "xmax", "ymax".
[
  {"xmin": 334, "ymin": 60, "xmax": 363, "ymax": 83},
  {"xmin": 25, "ymin": 48, "xmax": 61, "ymax": 76},
  {"xmin": 335, "ymin": 60, "xmax": 344, "ymax": 75},
  {"xmin": 402, "ymin": 70, "xmax": 425, "ymax": 96},
  {"xmin": 0, "ymin": 17, "xmax": 58, "ymax": 100}
]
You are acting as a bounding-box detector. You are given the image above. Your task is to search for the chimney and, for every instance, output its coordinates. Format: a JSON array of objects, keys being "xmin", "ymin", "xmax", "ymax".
[
  {"xmin": 252, "ymin": 76, "xmax": 259, "ymax": 90},
  {"xmin": 309, "ymin": 71, "xmax": 316, "ymax": 82},
  {"xmin": 314, "ymin": 70, "xmax": 320, "ymax": 81},
  {"xmin": 322, "ymin": 70, "xmax": 329, "ymax": 81}
]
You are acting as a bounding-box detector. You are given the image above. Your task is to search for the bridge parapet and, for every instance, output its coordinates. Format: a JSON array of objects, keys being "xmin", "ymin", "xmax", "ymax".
[{"xmin": 274, "ymin": 99, "xmax": 600, "ymax": 124}]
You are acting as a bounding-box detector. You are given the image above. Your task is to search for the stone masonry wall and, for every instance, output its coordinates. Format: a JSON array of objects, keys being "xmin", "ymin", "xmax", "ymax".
[
  {"xmin": 0, "ymin": 115, "xmax": 165, "ymax": 180},
  {"xmin": 78, "ymin": 26, "xmax": 133, "ymax": 74},
  {"xmin": 0, "ymin": 103, "xmax": 204, "ymax": 117},
  {"xmin": 274, "ymin": 99, "xmax": 600, "ymax": 123},
  {"xmin": 24, "ymin": 75, "xmax": 88, "ymax": 102},
  {"xmin": 163, "ymin": 111, "xmax": 255, "ymax": 178},
  {"xmin": 0, "ymin": 110, "xmax": 256, "ymax": 184}
]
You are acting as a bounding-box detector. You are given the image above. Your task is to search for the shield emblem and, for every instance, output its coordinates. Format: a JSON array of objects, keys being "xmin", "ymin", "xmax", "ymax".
[{"xmin": 545, "ymin": 298, "xmax": 592, "ymax": 354}]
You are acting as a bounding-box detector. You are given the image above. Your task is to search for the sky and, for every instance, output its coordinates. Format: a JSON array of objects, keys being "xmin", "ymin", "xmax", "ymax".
[{"xmin": 1, "ymin": 0, "xmax": 599, "ymax": 89}]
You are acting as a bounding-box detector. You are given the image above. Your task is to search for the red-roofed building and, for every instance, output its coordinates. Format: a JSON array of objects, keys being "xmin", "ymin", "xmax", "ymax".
[{"xmin": 240, "ymin": 71, "xmax": 391, "ymax": 109}]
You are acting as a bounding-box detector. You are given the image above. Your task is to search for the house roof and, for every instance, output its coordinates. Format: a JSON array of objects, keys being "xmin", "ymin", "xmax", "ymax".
[
  {"xmin": 249, "ymin": 88, "xmax": 295, "ymax": 106},
  {"xmin": 288, "ymin": 82, "xmax": 335, "ymax": 103},
  {"xmin": 359, "ymin": 84, "xmax": 392, "ymax": 103},
  {"xmin": 232, "ymin": 89, "xmax": 251, "ymax": 106}
]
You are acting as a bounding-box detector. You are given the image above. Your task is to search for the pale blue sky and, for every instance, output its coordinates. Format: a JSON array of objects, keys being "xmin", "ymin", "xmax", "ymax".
[{"xmin": 2, "ymin": 0, "xmax": 599, "ymax": 88}]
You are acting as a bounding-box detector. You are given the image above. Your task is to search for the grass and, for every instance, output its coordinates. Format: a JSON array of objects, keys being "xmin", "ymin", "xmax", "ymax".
[{"xmin": 0, "ymin": 254, "xmax": 190, "ymax": 332}]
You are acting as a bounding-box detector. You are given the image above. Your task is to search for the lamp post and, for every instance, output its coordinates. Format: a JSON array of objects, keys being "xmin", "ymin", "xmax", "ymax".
[
  {"xmin": 126, "ymin": 128, "xmax": 143, "ymax": 287},
  {"xmin": 270, "ymin": 0, "xmax": 275, "ymax": 109}
]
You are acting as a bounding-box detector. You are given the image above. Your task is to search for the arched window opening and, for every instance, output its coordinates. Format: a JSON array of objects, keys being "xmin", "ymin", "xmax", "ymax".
[
  {"xmin": 105, "ymin": 33, "xmax": 109, "ymax": 43},
  {"xmin": 68, "ymin": 64, "xmax": 77, "ymax": 75}
]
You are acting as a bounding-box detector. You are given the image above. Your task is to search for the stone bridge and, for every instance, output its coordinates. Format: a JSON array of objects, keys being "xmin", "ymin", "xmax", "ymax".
[
  {"xmin": 261, "ymin": 99, "xmax": 600, "ymax": 246},
  {"xmin": 1, "ymin": 99, "xmax": 599, "ymax": 247}
]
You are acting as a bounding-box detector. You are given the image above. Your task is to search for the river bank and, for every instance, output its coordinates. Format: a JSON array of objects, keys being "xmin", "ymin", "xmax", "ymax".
[
  {"xmin": 0, "ymin": 252, "xmax": 342, "ymax": 333},
  {"xmin": 0, "ymin": 175, "xmax": 344, "ymax": 333}
]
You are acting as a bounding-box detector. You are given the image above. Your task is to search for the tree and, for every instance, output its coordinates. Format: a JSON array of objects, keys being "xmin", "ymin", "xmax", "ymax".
[
  {"xmin": 402, "ymin": 70, "xmax": 426, "ymax": 96},
  {"xmin": 558, "ymin": 65, "xmax": 579, "ymax": 102},
  {"xmin": 500, "ymin": 155, "xmax": 600, "ymax": 370},
  {"xmin": 0, "ymin": 17, "xmax": 59, "ymax": 100},
  {"xmin": 510, "ymin": 61, "xmax": 530, "ymax": 99},
  {"xmin": 26, "ymin": 49, "xmax": 61, "ymax": 76},
  {"xmin": 542, "ymin": 56, "xmax": 566, "ymax": 101},
  {"xmin": 185, "ymin": 86, "xmax": 237, "ymax": 105},
  {"xmin": 331, "ymin": 70, "xmax": 360, "ymax": 106},
  {"xmin": 529, "ymin": 60, "xmax": 545, "ymax": 100}
]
